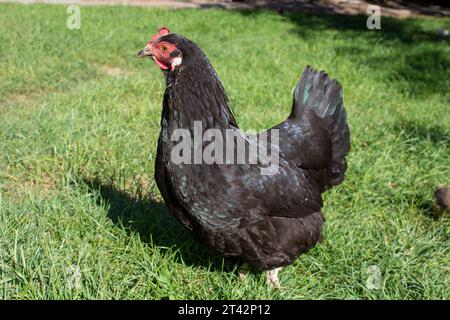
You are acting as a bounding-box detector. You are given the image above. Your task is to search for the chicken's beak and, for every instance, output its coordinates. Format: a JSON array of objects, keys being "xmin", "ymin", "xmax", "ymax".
[{"xmin": 137, "ymin": 46, "xmax": 152, "ymax": 58}]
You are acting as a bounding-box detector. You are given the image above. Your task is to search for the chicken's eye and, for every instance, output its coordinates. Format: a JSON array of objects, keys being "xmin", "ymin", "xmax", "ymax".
[{"xmin": 160, "ymin": 44, "xmax": 169, "ymax": 52}]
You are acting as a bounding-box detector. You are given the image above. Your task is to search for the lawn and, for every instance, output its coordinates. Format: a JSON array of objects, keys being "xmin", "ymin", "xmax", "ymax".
[{"xmin": 0, "ymin": 3, "xmax": 449, "ymax": 299}]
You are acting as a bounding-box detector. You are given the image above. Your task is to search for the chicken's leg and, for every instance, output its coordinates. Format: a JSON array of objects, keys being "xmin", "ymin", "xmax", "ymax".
[
  {"xmin": 266, "ymin": 267, "xmax": 282, "ymax": 289},
  {"xmin": 238, "ymin": 263, "xmax": 250, "ymax": 281}
]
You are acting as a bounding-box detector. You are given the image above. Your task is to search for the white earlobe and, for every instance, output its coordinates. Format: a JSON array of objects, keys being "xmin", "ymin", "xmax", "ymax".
[{"xmin": 171, "ymin": 57, "xmax": 182, "ymax": 70}]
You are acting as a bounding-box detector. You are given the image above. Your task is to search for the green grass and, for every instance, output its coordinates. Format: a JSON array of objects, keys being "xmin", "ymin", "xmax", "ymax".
[{"xmin": 0, "ymin": 3, "xmax": 449, "ymax": 299}]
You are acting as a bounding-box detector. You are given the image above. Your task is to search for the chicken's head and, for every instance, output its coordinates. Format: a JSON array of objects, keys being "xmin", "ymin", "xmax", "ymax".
[{"xmin": 137, "ymin": 27, "xmax": 183, "ymax": 71}]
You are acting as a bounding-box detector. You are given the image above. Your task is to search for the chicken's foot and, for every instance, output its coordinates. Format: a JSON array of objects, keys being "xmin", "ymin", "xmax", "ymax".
[
  {"xmin": 266, "ymin": 267, "xmax": 282, "ymax": 289},
  {"xmin": 238, "ymin": 263, "xmax": 250, "ymax": 281}
]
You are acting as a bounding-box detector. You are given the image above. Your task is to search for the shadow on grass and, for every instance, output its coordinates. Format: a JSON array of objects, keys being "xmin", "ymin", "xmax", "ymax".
[
  {"xmin": 393, "ymin": 121, "xmax": 450, "ymax": 146},
  {"xmin": 82, "ymin": 177, "xmax": 240, "ymax": 272},
  {"xmin": 390, "ymin": 121, "xmax": 449, "ymax": 218},
  {"xmin": 231, "ymin": 9, "xmax": 449, "ymax": 98},
  {"xmin": 287, "ymin": 13, "xmax": 449, "ymax": 96},
  {"xmin": 416, "ymin": 197, "xmax": 437, "ymax": 219},
  {"xmin": 199, "ymin": 1, "xmax": 450, "ymax": 18}
]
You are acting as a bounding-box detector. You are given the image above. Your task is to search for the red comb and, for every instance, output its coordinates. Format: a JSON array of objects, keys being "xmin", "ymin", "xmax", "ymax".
[{"xmin": 149, "ymin": 27, "xmax": 170, "ymax": 45}]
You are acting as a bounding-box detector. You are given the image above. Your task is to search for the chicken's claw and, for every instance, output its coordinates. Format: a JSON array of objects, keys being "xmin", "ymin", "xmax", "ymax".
[{"xmin": 266, "ymin": 267, "xmax": 282, "ymax": 289}]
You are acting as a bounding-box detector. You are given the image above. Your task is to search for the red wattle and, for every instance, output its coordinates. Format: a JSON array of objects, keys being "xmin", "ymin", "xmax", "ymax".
[{"xmin": 153, "ymin": 57, "xmax": 169, "ymax": 70}]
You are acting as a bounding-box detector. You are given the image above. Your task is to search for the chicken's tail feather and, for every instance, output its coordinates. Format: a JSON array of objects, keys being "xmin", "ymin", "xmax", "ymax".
[{"xmin": 292, "ymin": 66, "xmax": 350, "ymax": 187}]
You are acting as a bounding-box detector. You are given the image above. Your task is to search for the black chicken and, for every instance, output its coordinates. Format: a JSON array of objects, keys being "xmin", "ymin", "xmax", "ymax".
[{"xmin": 138, "ymin": 28, "xmax": 350, "ymax": 287}]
